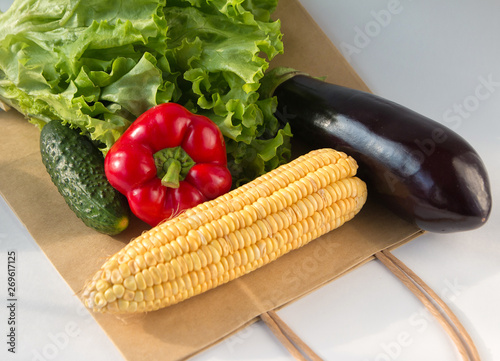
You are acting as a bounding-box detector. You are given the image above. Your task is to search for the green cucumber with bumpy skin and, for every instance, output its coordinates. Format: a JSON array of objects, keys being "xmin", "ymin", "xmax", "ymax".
[{"xmin": 40, "ymin": 121, "xmax": 129, "ymax": 235}]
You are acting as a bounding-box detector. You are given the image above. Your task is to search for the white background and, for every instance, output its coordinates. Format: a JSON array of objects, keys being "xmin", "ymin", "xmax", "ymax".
[{"xmin": 1, "ymin": 0, "xmax": 499, "ymax": 360}]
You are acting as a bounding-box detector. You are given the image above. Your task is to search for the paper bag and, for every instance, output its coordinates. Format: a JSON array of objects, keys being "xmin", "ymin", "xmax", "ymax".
[{"xmin": 0, "ymin": 1, "xmax": 422, "ymax": 360}]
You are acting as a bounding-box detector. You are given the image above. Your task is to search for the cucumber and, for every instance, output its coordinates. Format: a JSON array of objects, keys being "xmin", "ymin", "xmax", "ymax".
[{"xmin": 40, "ymin": 121, "xmax": 129, "ymax": 235}]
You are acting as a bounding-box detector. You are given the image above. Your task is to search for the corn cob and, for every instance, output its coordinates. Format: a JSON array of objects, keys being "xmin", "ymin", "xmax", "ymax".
[{"xmin": 82, "ymin": 148, "xmax": 368, "ymax": 314}]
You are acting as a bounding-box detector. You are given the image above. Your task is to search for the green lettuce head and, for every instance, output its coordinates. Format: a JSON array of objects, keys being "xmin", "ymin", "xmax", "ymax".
[{"xmin": 0, "ymin": 0, "xmax": 291, "ymax": 186}]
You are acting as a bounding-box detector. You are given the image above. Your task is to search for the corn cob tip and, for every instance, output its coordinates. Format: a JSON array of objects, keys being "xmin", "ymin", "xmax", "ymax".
[{"xmin": 81, "ymin": 148, "xmax": 367, "ymax": 314}]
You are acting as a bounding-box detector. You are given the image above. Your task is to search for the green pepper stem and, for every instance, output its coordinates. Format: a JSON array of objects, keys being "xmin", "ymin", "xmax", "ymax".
[
  {"xmin": 153, "ymin": 146, "xmax": 195, "ymax": 188},
  {"xmin": 160, "ymin": 159, "xmax": 182, "ymax": 188}
]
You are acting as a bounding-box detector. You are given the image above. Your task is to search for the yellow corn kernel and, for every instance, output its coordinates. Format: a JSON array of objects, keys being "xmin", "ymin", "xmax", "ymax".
[
  {"xmin": 154, "ymin": 284, "xmax": 165, "ymax": 300},
  {"xmin": 122, "ymin": 290, "xmax": 135, "ymax": 302},
  {"xmin": 165, "ymin": 263, "xmax": 176, "ymax": 281},
  {"xmin": 106, "ymin": 301, "xmax": 119, "ymax": 313},
  {"xmin": 134, "ymin": 291, "xmax": 144, "ymax": 302},
  {"xmin": 149, "ymin": 266, "xmax": 162, "ymax": 285},
  {"xmin": 144, "ymin": 287, "xmax": 155, "ymax": 302},
  {"xmin": 132, "ymin": 242, "xmax": 146, "ymax": 256},
  {"xmin": 104, "ymin": 288, "xmax": 117, "ymax": 303},
  {"xmin": 118, "ymin": 299, "xmax": 130, "ymax": 312},
  {"xmin": 156, "ymin": 263, "xmax": 169, "ymax": 282},
  {"xmin": 128, "ymin": 260, "xmax": 140, "ymax": 275},
  {"xmin": 144, "ymin": 252, "xmax": 157, "ymax": 267},
  {"xmin": 95, "ymin": 279, "xmax": 110, "ymax": 292},
  {"xmin": 151, "ymin": 248, "xmax": 164, "ymax": 264},
  {"xmin": 186, "ymin": 230, "xmax": 201, "ymax": 251},
  {"xmin": 118, "ymin": 263, "xmax": 131, "ymax": 279},
  {"xmin": 136, "ymin": 301, "xmax": 146, "ymax": 313},
  {"xmin": 82, "ymin": 149, "xmax": 367, "ymax": 314},
  {"xmin": 142, "ymin": 269, "xmax": 154, "ymax": 288},
  {"xmin": 112, "ymin": 285, "xmax": 125, "ymax": 299},
  {"xmin": 175, "ymin": 236, "xmax": 190, "ymax": 254},
  {"xmin": 134, "ymin": 273, "xmax": 147, "ymax": 290},
  {"xmin": 170, "ymin": 258, "xmax": 182, "ymax": 277},
  {"xmin": 93, "ymin": 292, "xmax": 106, "ymax": 308},
  {"xmin": 159, "ymin": 245, "xmax": 172, "ymax": 262},
  {"xmin": 110, "ymin": 269, "xmax": 123, "ymax": 284}
]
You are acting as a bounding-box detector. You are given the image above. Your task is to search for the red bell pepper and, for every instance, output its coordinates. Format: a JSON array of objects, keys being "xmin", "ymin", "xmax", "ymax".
[{"xmin": 104, "ymin": 103, "xmax": 232, "ymax": 226}]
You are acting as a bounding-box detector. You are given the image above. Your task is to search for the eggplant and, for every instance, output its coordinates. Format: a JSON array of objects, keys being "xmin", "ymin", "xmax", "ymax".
[{"xmin": 263, "ymin": 68, "xmax": 492, "ymax": 233}]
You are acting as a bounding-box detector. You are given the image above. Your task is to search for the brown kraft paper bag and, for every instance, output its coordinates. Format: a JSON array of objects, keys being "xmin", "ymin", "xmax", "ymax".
[{"xmin": 0, "ymin": 1, "xmax": 422, "ymax": 360}]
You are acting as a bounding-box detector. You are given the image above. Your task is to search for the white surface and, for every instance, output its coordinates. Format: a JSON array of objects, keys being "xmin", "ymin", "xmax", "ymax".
[{"xmin": 1, "ymin": 1, "xmax": 499, "ymax": 360}]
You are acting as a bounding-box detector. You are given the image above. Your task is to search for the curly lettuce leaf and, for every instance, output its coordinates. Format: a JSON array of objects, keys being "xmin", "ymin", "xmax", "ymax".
[{"xmin": 0, "ymin": 0, "xmax": 290, "ymax": 185}]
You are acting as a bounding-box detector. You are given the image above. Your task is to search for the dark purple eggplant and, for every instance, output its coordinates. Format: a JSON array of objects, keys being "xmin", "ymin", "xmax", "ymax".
[{"xmin": 263, "ymin": 68, "xmax": 492, "ymax": 233}]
